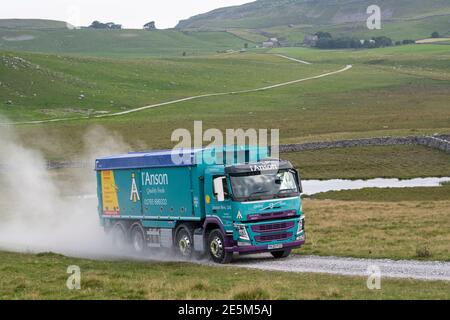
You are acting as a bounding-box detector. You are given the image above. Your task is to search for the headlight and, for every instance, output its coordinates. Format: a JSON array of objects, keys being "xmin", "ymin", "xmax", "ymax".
[
  {"xmin": 234, "ymin": 224, "xmax": 250, "ymax": 241},
  {"xmin": 297, "ymin": 217, "xmax": 305, "ymax": 234}
]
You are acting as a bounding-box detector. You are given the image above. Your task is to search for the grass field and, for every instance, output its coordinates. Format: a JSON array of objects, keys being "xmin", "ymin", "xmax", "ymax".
[
  {"xmin": 0, "ymin": 28, "xmax": 250, "ymax": 57},
  {"xmin": 0, "ymin": 44, "xmax": 448, "ymax": 160},
  {"xmin": 0, "ymin": 49, "xmax": 326, "ymax": 121},
  {"xmin": 1, "ymin": 250, "xmax": 450, "ymax": 299},
  {"xmin": 298, "ymin": 199, "xmax": 450, "ymax": 260},
  {"xmin": 283, "ymin": 145, "xmax": 450, "ymax": 180}
]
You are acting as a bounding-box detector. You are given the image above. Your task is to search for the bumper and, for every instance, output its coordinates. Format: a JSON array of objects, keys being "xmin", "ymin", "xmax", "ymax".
[{"xmin": 225, "ymin": 239, "xmax": 305, "ymax": 254}]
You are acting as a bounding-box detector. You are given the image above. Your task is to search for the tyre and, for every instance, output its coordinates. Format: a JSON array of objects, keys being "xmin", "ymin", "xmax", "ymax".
[
  {"xmin": 131, "ymin": 224, "xmax": 146, "ymax": 254},
  {"xmin": 175, "ymin": 225, "xmax": 194, "ymax": 258},
  {"xmin": 111, "ymin": 222, "xmax": 128, "ymax": 251},
  {"xmin": 207, "ymin": 229, "xmax": 233, "ymax": 264},
  {"xmin": 270, "ymin": 248, "xmax": 292, "ymax": 259}
]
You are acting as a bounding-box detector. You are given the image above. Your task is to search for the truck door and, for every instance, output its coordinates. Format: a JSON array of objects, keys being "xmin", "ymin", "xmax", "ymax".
[{"xmin": 205, "ymin": 173, "xmax": 233, "ymax": 223}]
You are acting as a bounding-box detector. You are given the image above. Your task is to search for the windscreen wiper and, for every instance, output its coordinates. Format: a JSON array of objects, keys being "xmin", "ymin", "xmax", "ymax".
[
  {"xmin": 247, "ymin": 189, "xmax": 270, "ymax": 201},
  {"xmin": 275, "ymin": 188, "xmax": 298, "ymax": 198}
]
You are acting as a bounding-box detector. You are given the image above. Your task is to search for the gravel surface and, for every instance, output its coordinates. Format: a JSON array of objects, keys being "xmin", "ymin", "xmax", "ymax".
[{"xmin": 227, "ymin": 254, "xmax": 450, "ymax": 281}]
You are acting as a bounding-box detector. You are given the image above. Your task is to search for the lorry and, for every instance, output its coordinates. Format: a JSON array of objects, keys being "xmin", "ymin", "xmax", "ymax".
[{"xmin": 95, "ymin": 145, "xmax": 305, "ymax": 263}]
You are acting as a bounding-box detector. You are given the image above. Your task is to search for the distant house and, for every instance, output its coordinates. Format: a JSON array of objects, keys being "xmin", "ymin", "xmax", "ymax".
[
  {"xmin": 144, "ymin": 21, "xmax": 156, "ymax": 30},
  {"xmin": 262, "ymin": 37, "xmax": 280, "ymax": 48},
  {"xmin": 303, "ymin": 34, "xmax": 318, "ymax": 47}
]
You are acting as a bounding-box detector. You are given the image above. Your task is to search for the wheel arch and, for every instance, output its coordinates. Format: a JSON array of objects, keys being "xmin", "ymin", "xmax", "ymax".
[{"xmin": 203, "ymin": 217, "xmax": 233, "ymax": 247}]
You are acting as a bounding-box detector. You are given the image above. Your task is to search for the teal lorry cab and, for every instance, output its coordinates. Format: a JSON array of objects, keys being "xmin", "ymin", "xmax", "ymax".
[{"xmin": 95, "ymin": 145, "xmax": 305, "ymax": 263}]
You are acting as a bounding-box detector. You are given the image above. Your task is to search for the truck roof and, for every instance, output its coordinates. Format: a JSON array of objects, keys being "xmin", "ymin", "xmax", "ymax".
[
  {"xmin": 95, "ymin": 148, "xmax": 203, "ymax": 171},
  {"xmin": 95, "ymin": 146, "xmax": 270, "ymax": 171}
]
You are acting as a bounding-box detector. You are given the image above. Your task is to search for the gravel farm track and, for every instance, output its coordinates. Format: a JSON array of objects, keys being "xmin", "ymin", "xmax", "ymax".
[{"xmin": 226, "ymin": 254, "xmax": 450, "ymax": 281}]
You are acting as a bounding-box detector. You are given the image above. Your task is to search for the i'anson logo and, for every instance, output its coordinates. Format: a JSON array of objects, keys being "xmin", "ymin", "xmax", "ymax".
[{"xmin": 141, "ymin": 172, "xmax": 169, "ymax": 186}]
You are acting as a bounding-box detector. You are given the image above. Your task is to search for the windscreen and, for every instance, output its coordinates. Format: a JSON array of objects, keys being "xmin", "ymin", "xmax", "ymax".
[{"xmin": 229, "ymin": 169, "xmax": 299, "ymax": 201}]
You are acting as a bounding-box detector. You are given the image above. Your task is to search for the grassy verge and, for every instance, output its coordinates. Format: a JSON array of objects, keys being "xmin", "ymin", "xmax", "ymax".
[
  {"xmin": 283, "ymin": 145, "xmax": 450, "ymax": 180},
  {"xmin": 297, "ymin": 199, "xmax": 450, "ymax": 261},
  {"xmin": 0, "ymin": 250, "xmax": 449, "ymax": 299}
]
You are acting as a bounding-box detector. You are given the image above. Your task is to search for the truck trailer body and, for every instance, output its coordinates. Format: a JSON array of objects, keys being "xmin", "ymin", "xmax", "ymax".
[{"xmin": 95, "ymin": 146, "xmax": 305, "ymax": 263}]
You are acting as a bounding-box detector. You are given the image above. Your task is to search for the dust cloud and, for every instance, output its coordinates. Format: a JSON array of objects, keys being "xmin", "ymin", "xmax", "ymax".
[{"xmin": 0, "ymin": 120, "xmax": 180, "ymax": 262}]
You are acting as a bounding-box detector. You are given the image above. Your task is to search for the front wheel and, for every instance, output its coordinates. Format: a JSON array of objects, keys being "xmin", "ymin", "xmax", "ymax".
[
  {"xmin": 270, "ymin": 248, "xmax": 292, "ymax": 259},
  {"xmin": 208, "ymin": 229, "xmax": 233, "ymax": 264}
]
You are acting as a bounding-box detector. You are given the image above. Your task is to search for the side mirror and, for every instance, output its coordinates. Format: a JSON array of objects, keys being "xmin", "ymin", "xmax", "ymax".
[
  {"xmin": 293, "ymin": 169, "xmax": 303, "ymax": 194},
  {"xmin": 213, "ymin": 177, "xmax": 226, "ymax": 202}
]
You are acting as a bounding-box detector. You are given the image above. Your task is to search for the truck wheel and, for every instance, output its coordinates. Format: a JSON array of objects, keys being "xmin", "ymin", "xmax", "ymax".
[
  {"xmin": 175, "ymin": 225, "xmax": 194, "ymax": 258},
  {"xmin": 270, "ymin": 249, "xmax": 292, "ymax": 259},
  {"xmin": 111, "ymin": 222, "xmax": 128, "ymax": 251},
  {"xmin": 208, "ymin": 229, "xmax": 233, "ymax": 264},
  {"xmin": 131, "ymin": 224, "xmax": 146, "ymax": 254}
]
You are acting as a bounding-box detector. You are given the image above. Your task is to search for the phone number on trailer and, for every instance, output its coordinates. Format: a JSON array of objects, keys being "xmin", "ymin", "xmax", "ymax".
[{"xmin": 144, "ymin": 198, "xmax": 168, "ymax": 206}]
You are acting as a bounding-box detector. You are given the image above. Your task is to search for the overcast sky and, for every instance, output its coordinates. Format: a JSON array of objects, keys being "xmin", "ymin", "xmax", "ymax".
[{"xmin": 0, "ymin": 0, "xmax": 254, "ymax": 29}]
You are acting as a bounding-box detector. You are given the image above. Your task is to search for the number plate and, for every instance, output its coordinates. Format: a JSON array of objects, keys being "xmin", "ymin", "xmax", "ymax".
[{"xmin": 268, "ymin": 244, "xmax": 283, "ymax": 250}]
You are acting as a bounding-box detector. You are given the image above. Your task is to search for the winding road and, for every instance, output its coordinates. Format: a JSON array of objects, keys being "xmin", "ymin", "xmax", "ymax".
[{"xmin": 2, "ymin": 55, "xmax": 352, "ymax": 125}]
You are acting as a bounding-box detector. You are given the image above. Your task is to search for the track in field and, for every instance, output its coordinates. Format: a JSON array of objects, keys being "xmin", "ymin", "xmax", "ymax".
[{"xmin": 2, "ymin": 55, "xmax": 352, "ymax": 125}]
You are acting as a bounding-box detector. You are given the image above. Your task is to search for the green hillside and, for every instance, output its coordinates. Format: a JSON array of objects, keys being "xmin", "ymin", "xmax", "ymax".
[
  {"xmin": 176, "ymin": 0, "xmax": 450, "ymax": 43},
  {"xmin": 1, "ymin": 44, "xmax": 448, "ymax": 159},
  {"xmin": 0, "ymin": 19, "xmax": 69, "ymax": 29},
  {"xmin": 0, "ymin": 48, "xmax": 324, "ymax": 121},
  {"xmin": 0, "ymin": 20, "xmax": 250, "ymax": 57}
]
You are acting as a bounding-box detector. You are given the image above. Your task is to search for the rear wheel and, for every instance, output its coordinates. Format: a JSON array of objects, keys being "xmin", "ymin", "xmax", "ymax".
[
  {"xmin": 111, "ymin": 222, "xmax": 128, "ymax": 251},
  {"xmin": 131, "ymin": 224, "xmax": 146, "ymax": 254},
  {"xmin": 175, "ymin": 225, "xmax": 194, "ymax": 258},
  {"xmin": 270, "ymin": 248, "xmax": 292, "ymax": 259},
  {"xmin": 208, "ymin": 229, "xmax": 233, "ymax": 264}
]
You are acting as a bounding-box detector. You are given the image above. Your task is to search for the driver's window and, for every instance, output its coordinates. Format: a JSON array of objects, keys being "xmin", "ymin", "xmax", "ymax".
[{"xmin": 213, "ymin": 176, "xmax": 230, "ymax": 201}]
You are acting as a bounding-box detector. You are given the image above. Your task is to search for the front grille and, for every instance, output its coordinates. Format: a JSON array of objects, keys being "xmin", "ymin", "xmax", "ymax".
[
  {"xmin": 251, "ymin": 221, "xmax": 295, "ymax": 233},
  {"xmin": 255, "ymin": 232, "xmax": 292, "ymax": 243},
  {"xmin": 247, "ymin": 210, "xmax": 297, "ymax": 221}
]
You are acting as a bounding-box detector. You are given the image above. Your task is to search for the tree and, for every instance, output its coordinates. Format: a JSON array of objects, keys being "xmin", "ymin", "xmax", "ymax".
[
  {"xmin": 431, "ymin": 31, "xmax": 440, "ymax": 38},
  {"xmin": 89, "ymin": 21, "xmax": 121, "ymax": 29},
  {"xmin": 89, "ymin": 21, "xmax": 105, "ymax": 29},
  {"xmin": 244, "ymin": 43, "xmax": 248, "ymax": 49},
  {"xmin": 315, "ymin": 31, "xmax": 332, "ymax": 39},
  {"xmin": 144, "ymin": 21, "xmax": 156, "ymax": 30},
  {"xmin": 372, "ymin": 36, "xmax": 393, "ymax": 47}
]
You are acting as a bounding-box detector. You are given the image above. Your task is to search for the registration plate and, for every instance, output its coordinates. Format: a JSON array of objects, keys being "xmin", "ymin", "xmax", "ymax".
[{"xmin": 268, "ymin": 244, "xmax": 283, "ymax": 250}]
